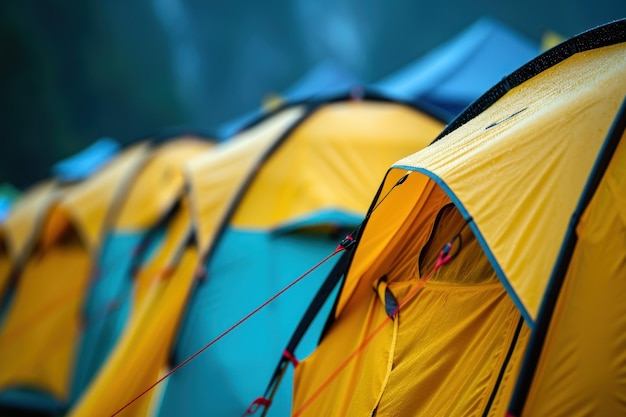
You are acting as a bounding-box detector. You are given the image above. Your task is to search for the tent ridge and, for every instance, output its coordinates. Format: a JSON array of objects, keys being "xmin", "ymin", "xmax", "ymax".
[
  {"xmin": 391, "ymin": 164, "xmax": 535, "ymax": 325},
  {"xmin": 434, "ymin": 18, "xmax": 626, "ymax": 141},
  {"xmin": 197, "ymin": 106, "xmax": 315, "ymax": 266},
  {"xmin": 507, "ymin": 96, "xmax": 626, "ymax": 417}
]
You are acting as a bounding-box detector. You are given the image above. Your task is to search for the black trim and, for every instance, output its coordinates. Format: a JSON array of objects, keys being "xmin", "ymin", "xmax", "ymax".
[
  {"xmin": 198, "ymin": 87, "xmax": 448, "ymax": 270},
  {"xmin": 316, "ymin": 166, "xmax": 409, "ymax": 340},
  {"xmin": 217, "ymin": 85, "xmax": 452, "ymax": 141},
  {"xmin": 482, "ymin": 316, "xmax": 524, "ymax": 417},
  {"xmin": 128, "ymin": 198, "xmax": 183, "ymax": 279},
  {"xmin": 508, "ymin": 97, "xmax": 626, "ymax": 416},
  {"xmin": 288, "ymin": 249, "xmax": 351, "ymax": 351},
  {"xmin": 262, "ymin": 249, "xmax": 352, "ymax": 400},
  {"xmin": 199, "ymin": 105, "xmax": 317, "ymax": 267},
  {"xmin": 433, "ymin": 19, "xmax": 626, "ymax": 143}
]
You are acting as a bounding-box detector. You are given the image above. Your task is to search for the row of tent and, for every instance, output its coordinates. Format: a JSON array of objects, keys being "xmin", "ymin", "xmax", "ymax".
[{"xmin": 0, "ymin": 17, "xmax": 624, "ymax": 417}]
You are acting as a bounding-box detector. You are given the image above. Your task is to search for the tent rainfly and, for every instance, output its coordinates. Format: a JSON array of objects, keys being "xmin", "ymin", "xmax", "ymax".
[{"xmin": 286, "ymin": 19, "xmax": 626, "ymax": 417}]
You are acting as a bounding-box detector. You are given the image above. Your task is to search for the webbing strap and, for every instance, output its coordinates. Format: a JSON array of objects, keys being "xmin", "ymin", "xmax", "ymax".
[{"xmin": 259, "ymin": 248, "xmax": 352, "ymax": 411}]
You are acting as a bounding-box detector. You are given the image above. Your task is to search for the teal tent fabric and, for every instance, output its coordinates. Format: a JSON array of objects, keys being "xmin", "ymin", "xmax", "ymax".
[
  {"xmin": 376, "ymin": 17, "xmax": 540, "ymax": 117},
  {"xmin": 52, "ymin": 138, "xmax": 120, "ymax": 183},
  {"xmin": 71, "ymin": 226, "xmax": 167, "ymax": 403},
  {"xmin": 158, "ymin": 215, "xmax": 356, "ymax": 417}
]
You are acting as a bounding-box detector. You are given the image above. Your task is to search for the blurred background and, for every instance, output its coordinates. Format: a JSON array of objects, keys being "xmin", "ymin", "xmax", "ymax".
[{"xmin": 1, "ymin": 0, "xmax": 625, "ymax": 190}]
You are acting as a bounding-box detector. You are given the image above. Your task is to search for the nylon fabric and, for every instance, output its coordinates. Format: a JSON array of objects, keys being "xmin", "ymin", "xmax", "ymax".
[
  {"xmin": 293, "ymin": 278, "xmax": 396, "ymax": 416},
  {"xmin": 0, "ymin": 224, "xmax": 90, "ymax": 401},
  {"xmin": 521, "ymin": 130, "xmax": 626, "ymax": 416},
  {"xmin": 59, "ymin": 143, "xmax": 150, "ymax": 254},
  {"xmin": 158, "ymin": 226, "xmax": 342, "ymax": 417},
  {"xmin": 71, "ymin": 139, "xmax": 211, "ymax": 402},
  {"xmin": 293, "ymin": 198, "xmax": 529, "ymax": 416},
  {"xmin": 0, "ymin": 146, "xmax": 149, "ymax": 409},
  {"xmin": 0, "ymin": 180, "xmax": 59, "ymax": 264},
  {"xmin": 336, "ymin": 171, "xmax": 441, "ymax": 316},
  {"xmin": 68, "ymin": 204, "xmax": 197, "ymax": 417},
  {"xmin": 133, "ymin": 199, "xmax": 193, "ymax": 312},
  {"xmin": 115, "ymin": 139, "xmax": 212, "ymax": 231},
  {"xmin": 0, "ymin": 234, "xmax": 11, "ymax": 305},
  {"xmin": 233, "ymin": 101, "xmax": 443, "ymax": 230},
  {"xmin": 71, "ymin": 232, "xmax": 142, "ymax": 400},
  {"xmin": 187, "ymin": 106, "xmax": 306, "ymax": 257},
  {"xmin": 393, "ymin": 42, "xmax": 626, "ymax": 320}
]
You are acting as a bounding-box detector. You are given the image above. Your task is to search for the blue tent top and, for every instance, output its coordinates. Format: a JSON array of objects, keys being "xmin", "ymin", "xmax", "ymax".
[
  {"xmin": 216, "ymin": 59, "xmax": 362, "ymax": 139},
  {"xmin": 0, "ymin": 199, "xmax": 11, "ymax": 224},
  {"xmin": 52, "ymin": 137, "xmax": 120, "ymax": 183},
  {"xmin": 280, "ymin": 59, "xmax": 361, "ymax": 102},
  {"xmin": 0, "ymin": 183, "xmax": 21, "ymax": 224},
  {"xmin": 375, "ymin": 17, "xmax": 540, "ymax": 117}
]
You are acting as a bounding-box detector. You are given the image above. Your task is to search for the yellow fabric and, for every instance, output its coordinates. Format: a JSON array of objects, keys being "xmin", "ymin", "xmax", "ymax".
[
  {"xmin": 133, "ymin": 198, "xmax": 193, "ymax": 308},
  {"xmin": 293, "ymin": 195, "xmax": 529, "ymax": 416},
  {"xmin": 522, "ymin": 130, "xmax": 626, "ymax": 416},
  {"xmin": 0, "ymin": 231, "xmax": 13, "ymax": 300},
  {"xmin": 336, "ymin": 170, "xmax": 433, "ymax": 315},
  {"xmin": 40, "ymin": 205, "xmax": 73, "ymax": 252},
  {"xmin": 233, "ymin": 100, "xmax": 443, "ymax": 229},
  {"xmin": 393, "ymin": 42, "xmax": 626, "ymax": 320},
  {"xmin": 69, "ymin": 204, "xmax": 198, "ymax": 417},
  {"xmin": 0, "ymin": 224, "xmax": 90, "ymax": 401},
  {"xmin": 60, "ymin": 143, "xmax": 150, "ymax": 254},
  {"xmin": 0, "ymin": 144, "xmax": 151, "ymax": 401},
  {"xmin": 187, "ymin": 106, "xmax": 306, "ymax": 256},
  {"xmin": 0, "ymin": 180, "xmax": 59, "ymax": 263},
  {"xmin": 116, "ymin": 139, "xmax": 213, "ymax": 231}
]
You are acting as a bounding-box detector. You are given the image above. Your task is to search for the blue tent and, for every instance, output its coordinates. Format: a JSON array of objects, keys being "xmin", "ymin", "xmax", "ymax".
[
  {"xmin": 52, "ymin": 137, "xmax": 121, "ymax": 183},
  {"xmin": 376, "ymin": 17, "xmax": 540, "ymax": 117},
  {"xmin": 216, "ymin": 59, "xmax": 362, "ymax": 139}
]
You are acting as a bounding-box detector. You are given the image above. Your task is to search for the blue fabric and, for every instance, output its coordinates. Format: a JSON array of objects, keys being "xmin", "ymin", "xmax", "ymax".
[
  {"xmin": 0, "ymin": 197, "xmax": 11, "ymax": 223},
  {"xmin": 217, "ymin": 60, "xmax": 361, "ymax": 139},
  {"xmin": 376, "ymin": 17, "xmax": 539, "ymax": 116},
  {"xmin": 158, "ymin": 227, "xmax": 344, "ymax": 417},
  {"xmin": 52, "ymin": 137, "xmax": 120, "ymax": 183},
  {"xmin": 71, "ymin": 227, "xmax": 166, "ymax": 403}
]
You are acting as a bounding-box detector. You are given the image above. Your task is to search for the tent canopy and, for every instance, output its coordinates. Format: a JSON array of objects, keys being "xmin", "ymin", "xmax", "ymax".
[{"xmin": 291, "ymin": 19, "xmax": 626, "ymax": 417}]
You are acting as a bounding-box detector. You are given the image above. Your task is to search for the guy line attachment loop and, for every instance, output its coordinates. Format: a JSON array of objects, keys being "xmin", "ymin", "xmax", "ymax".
[
  {"xmin": 337, "ymin": 234, "xmax": 356, "ymax": 251},
  {"xmin": 243, "ymin": 396, "xmax": 272, "ymax": 416},
  {"xmin": 434, "ymin": 231, "xmax": 462, "ymax": 270}
]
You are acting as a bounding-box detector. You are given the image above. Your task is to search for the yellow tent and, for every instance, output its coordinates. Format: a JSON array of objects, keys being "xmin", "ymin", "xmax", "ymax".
[
  {"xmin": 0, "ymin": 134, "xmax": 214, "ymax": 415},
  {"xmin": 159, "ymin": 92, "xmax": 445, "ymax": 417},
  {"xmin": 0, "ymin": 143, "xmax": 148, "ymax": 413},
  {"xmin": 68, "ymin": 135, "xmax": 214, "ymax": 417},
  {"xmin": 0, "ymin": 181, "xmax": 59, "ymax": 311},
  {"xmin": 290, "ymin": 19, "xmax": 626, "ymax": 417},
  {"xmin": 67, "ymin": 91, "xmax": 445, "ymax": 417}
]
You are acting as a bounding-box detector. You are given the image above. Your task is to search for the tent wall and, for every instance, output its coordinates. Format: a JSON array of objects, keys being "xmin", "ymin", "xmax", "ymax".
[
  {"xmin": 72, "ymin": 138, "xmax": 213, "ymax": 402},
  {"xmin": 0, "ymin": 181, "xmax": 59, "ymax": 314},
  {"xmin": 513, "ymin": 110, "xmax": 626, "ymax": 416},
  {"xmin": 0, "ymin": 144, "xmax": 149, "ymax": 413},
  {"xmin": 292, "ymin": 176, "xmax": 531, "ymax": 416},
  {"xmin": 392, "ymin": 39, "xmax": 626, "ymax": 323},
  {"xmin": 69, "ymin": 199, "xmax": 198, "ymax": 417},
  {"xmin": 158, "ymin": 96, "xmax": 445, "ymax": 416},
  {"xmin": 291, "ymin": 19, "xmax": 625, "ymax": 417}
]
